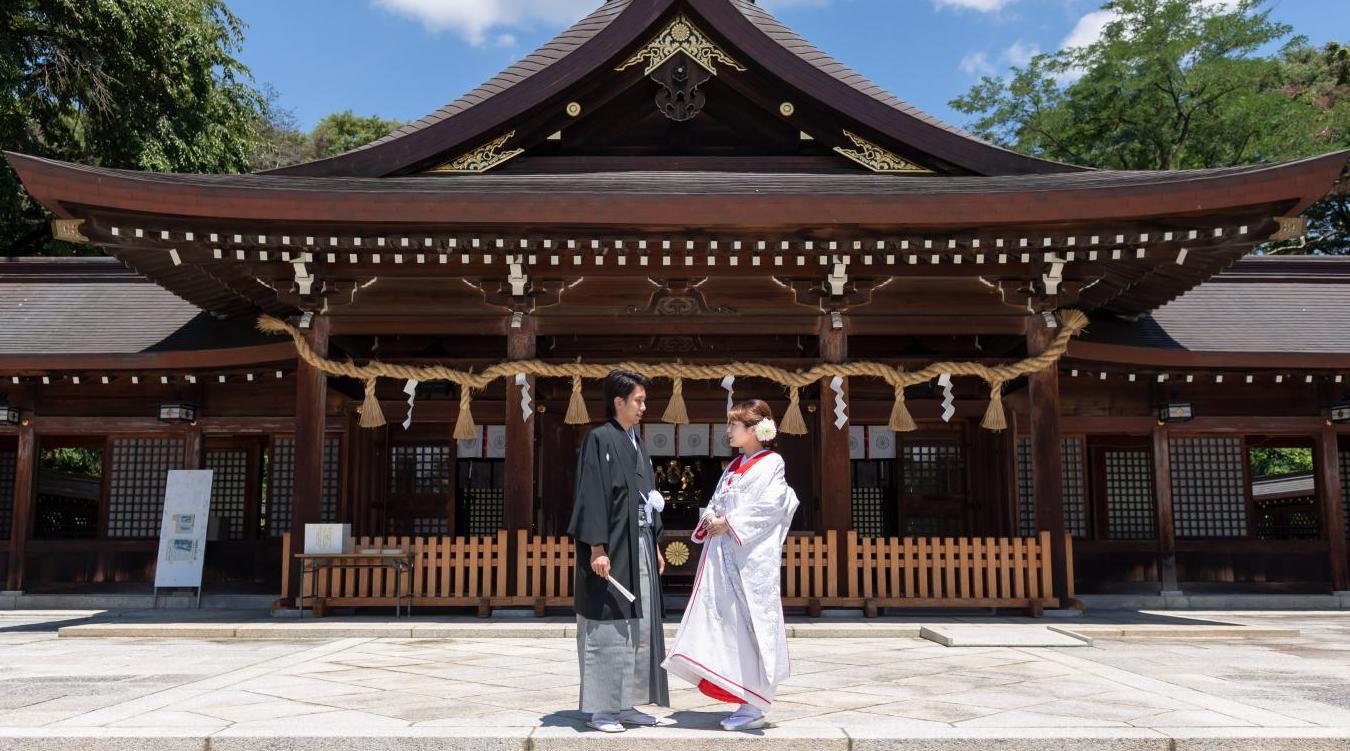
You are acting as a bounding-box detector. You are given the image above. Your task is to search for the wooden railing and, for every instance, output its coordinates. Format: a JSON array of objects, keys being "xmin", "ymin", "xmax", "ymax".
[
  {"xmin": 495, "ymin": 531, "xmax": 577, "ymax": 614},
  {"xmin": 845, "ymin": 531, "xmax": 1066, "ymax": 615},
  {"xmin": 782, "ymin": 530, "xmax": 838, "ymax": 615},
  {"xmin": 281, "ymin": 532, "xmax": 507, "ymax": 615},
  {"xmin": 280, "ymin": 529, "xmax": 1068, "ymax": 617}
]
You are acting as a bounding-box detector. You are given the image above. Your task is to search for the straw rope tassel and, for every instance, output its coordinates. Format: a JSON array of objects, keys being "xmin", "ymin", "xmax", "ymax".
[
  {"xmin": 780, "ymin": 386, "xmax": 808, "ymax": 435},
  {"xmin": 889, "ymin": 384, "xmax": 918, "ymax": 432},
  {"xmin": 358, "ymin": 378, "xmax": 386, "ymax": 428},
  {"xmin": 453, "ymin": 386, "xmax": 478, "ymax": 441},
  {"xmin": 565, "ymin": 376, "xmax": 590, "ymax": 425},
  {"xmin": 662, "ymin": 377, "xmax": 690, "ymax": 425},
  {"xmin": 255, "ymin": 309, "xmax": 1090, "ymax": 433},
  {"xmin": 980, "ymin": 380, "xmax": 1008, "ymax": 432}
]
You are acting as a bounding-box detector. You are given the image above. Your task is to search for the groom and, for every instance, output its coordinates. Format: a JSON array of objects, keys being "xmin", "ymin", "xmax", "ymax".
[{"xmin": 567, "ymin": 369, "xmax": 670, "ymax": 732}]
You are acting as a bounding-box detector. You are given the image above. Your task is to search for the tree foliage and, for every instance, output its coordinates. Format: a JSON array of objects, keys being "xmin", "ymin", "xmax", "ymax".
[
  {"xmin": 1, "ymin": 0, "xmax": 271, "ymax": 256},
  {"xmin": 951, "ymin": 0, "xmax": 1349, "ymax": 253}
]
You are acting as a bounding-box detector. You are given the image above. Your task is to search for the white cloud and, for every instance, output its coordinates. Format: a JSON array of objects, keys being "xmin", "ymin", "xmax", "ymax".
[
  {"xmin": 1003, "ymin": 40, "xmax": 1040, "ymax": 66},
  {"xmin": 372, "ymin": 0, "xmax": 596, "ymax": 46},
  {"xmin": 959, "ymin": 51, "xmax": 995, "ymax": 76},
  {"xmin": 758, "ymin": 0, "xmax": 832, "ymax": 8},
  {"xmin": 1061, "ymin": 9, "xmax": 1115, "ymax": 50},
  {"xmin": 935, "ymin": 0, "xmax": 1017, "ymax": 11},
  {"xmin": 1061, "ymin": 0, "xmax": 1240, "ymax": 51}
]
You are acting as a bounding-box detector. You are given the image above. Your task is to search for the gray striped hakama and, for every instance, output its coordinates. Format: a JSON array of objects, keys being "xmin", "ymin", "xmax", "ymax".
[{"xmin": 576, "ymin": 526, "xmax": 670, "ymax": 713}]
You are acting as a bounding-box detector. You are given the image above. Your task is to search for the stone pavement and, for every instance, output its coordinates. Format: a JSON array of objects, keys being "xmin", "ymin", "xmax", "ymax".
[{"xmin": 3, "ymin": 610, "xmax": 1350, "ymax": 749}]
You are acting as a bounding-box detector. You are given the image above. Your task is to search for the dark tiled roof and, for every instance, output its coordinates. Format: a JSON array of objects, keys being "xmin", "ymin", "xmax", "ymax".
[
  {"xmin": 0, "ymin": 258, "xmax": 268, "ymax": 355},
  {"xmin": 39, "ymin": 161, "xmax": 1298, "ymax": 195},
  {"xmin": 731, "ymin": 0, "xmax": 987, "ymax": 144},
  {"xmin": 1082, "ymin": 257, "xmax": 1350, "ymax": 354}
]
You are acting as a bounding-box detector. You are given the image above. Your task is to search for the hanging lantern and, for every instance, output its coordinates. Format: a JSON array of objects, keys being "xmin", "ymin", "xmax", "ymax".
[{"xmin": 157, "ymin": 402, "xmax": 198, "ymax": 424}]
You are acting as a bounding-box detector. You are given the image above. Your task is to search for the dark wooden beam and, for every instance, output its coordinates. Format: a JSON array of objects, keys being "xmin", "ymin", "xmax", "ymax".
[
  {"xmin": 505, "ymin": 316, "xmax": 538, "ymax": 533},
  {"xmin": 4, "ymin": 415, "xmax": 34, "ymax": 591},
  {"xmin": 1317, "ymin": 425, "xmax": 1349, "ymax": 591},
  {"xmin": 818, "ymin": 316, "xmax": 851, "ymax": 533},
  {"xmin": 288, "ymin": 315, "xmax": 330, "ymax": 604},
  {"xmin": 1028, "ymin": 317, "xmax": 1070, "ymax": 603},
  {"xmin": 1151, "ymin": 426, "xmax": 1179, "ymax": 592},
  {"xmin": 0, "ymin": 343, "xmax": 296, "ymax": 374},
  {"xmin": 183, "ymin": 425, "xmax": 203, "ymax": 470}
]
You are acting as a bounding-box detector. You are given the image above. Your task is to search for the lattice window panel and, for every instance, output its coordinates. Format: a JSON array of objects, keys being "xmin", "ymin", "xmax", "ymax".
[
  {"xmin": 0, "ymin": 450, "xmax": 14, "ymax": 539},
  {"xmin": 266, "ymin": 437, "xmax": 341, "ymax": 537},
  {"xmin": 1104, "ymin": 449, "xmax": 1156, "ymax": 540},
  {"xmin": 460, "ymin": 489, "xmax": 504, "ymax": 535},
  {"xmin": 1016, "ymin": 437, "xmax": 1091, "ymax": 537},
  {"xmin": 1015, "ymin": 437, "xmax": 1035, "ymax": 536},
  {"xmin": 1062, "ymin": 437, "xmax": 1088, "ymax": 538},
  {"xmin": 851, "ymin": 488, "xmax": 886, "ymax": 538},
  {"xmin": 851, "ymin": 460, "xmax": 892, "ymax": 538},
  {"xmin": 1169, "ymin": 437, "xmax": 1248, "ymax": 538},
  {"xmin": 107, "ymin": 439, "xmax": 184, "ymax": 538},
  {"xmin": 457, "ymin": 459, "xmax": 504, "ymax": 536},
  {"xmin": 411, "ymin": 517, "xmax": 450, "ymax": 535},
  {"xmin": 390, "ymin": 445, "xmax": 451, "ymax": 495},
  {"xmin": 1341, "ymin": 451, "xmax": 1350, "ymax": 540},
  {"xmin": 901, "ymin": 443, "xmax": 963, "ymax": 496},
  {"xmin": 206, "ymin": 450, "xmax": 248, "ymax": 541}
]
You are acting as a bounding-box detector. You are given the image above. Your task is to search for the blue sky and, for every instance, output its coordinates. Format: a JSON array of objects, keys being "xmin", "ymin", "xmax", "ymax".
[{"xmin": 227, "ymin": 0, "xmax": 1350, "ymax": 133}]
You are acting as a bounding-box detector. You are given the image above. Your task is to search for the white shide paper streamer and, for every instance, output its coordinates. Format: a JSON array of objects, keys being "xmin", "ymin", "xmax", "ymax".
[
  {"xmin": 830, "ymin": 375, "xmax": 848, "ymax": 429},
  {"xmin": 938, "ymin": 373, "xmax": 956, "ymax": 422},
  {"xmin": 721, "ymin": 375, "xmax": 736, "ymax": 414},
  {"xmin": 516, "ymin": 373, "xmax": 532, "ymax": 422},
  {"xmin": 402, "ymin": 379, "xmax": 419, "ymax": 430}
]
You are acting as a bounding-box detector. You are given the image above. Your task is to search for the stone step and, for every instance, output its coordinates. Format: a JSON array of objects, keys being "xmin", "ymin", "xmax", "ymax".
[
  {"xmin": 919, "ymin": 624, "xmax": 1093, "ymax": 647},
  {"xmin": 2, "ymin": 727, "xmax": 1349, "ymax": 750}
]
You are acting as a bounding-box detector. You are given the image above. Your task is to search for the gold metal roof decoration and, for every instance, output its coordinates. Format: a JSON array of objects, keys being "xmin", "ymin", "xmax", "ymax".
[
  {"xmin": 617, "ymin": 13, "xmax": 747, "ymax": 76},
  {"xmin": 426, "ymin": 130, "xmax": 525, "ymax": 174},
  {"xmin": 51, "ymin": 219, "xmax": 89, "ymax": 243},
  {"xmin": 833, "ymin": 130, "xmax": 932, "ymax": 174}
]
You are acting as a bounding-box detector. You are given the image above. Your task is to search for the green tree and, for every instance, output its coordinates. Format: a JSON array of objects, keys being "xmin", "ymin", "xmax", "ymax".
[
  {"xmin": 951, "ymin": 0, "xmax": 1349, "ymax": 253},
  {"xmin": 1, "ymin": 0, "xmax": 271, "ymax": 256},
  {"xmin": 1248, "ymin": 447, "xmax": 1313, "ymax": 478},
  {"xmin": 307, "ymin": 110, "xmax": 403, "ymax": 161}
]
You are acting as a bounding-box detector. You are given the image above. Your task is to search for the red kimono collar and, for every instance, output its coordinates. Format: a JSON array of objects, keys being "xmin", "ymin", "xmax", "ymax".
[{"xmin": 725, "ymin": 449, "xmax": 775, "ymax": 485}]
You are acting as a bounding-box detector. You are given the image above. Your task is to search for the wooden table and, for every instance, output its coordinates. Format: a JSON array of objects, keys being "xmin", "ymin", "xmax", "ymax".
[{"xmin": 294, "ymin": 551, "xmax": 414, "ymax": 618}]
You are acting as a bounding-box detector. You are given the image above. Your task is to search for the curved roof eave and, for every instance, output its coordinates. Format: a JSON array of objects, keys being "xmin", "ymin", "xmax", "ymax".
[{"xmin": 266, "ymin": 0, "xmax": 1084, "ymax": 178}]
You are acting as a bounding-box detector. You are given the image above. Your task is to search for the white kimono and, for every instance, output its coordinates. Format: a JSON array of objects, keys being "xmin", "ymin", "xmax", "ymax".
[{"xmin": 662, "ymin": 449, "xmax": 800, "ymax": 711}]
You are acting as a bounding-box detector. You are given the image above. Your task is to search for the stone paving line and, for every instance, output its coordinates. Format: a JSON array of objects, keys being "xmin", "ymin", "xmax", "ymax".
[{"xmin": 2, "ymin": 612, "xmax": 1350, "ymax": 749}]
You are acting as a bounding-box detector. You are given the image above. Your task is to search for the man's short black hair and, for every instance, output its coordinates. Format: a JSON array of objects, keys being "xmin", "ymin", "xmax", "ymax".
[{"xmin": 604, "ymin": 369, "xmax": 652, "ymax": 419}]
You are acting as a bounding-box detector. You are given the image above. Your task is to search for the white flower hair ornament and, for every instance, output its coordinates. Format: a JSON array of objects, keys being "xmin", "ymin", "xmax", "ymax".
[{"xmin": 753, "ymin": 417, "xmax": 778, "ymax": 442}]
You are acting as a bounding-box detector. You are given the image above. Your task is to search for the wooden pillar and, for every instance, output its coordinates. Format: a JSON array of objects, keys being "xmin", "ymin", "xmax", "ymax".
[
  {"xmin": 1151, "ymin": 426, "xmax": 1180, "ymax": 592},
  {"xmin": 818, "ymin": 316, "xmax": 851, "ymax": 533},
  {"xmin": 1317, "ymin": 426, "xmax": 1348, "ymax": 591},
  {"xmin": 4, "ymin": 419, "xmax": 35, "ymax": 592},
  {"xmin": 288, "ymin": 315, "xmax": 329, "ymax": 604},
  {"xmin": 1028, "ymin": 320, "xmax": 1070, "ymax": 603},
  {"xmin": 504, "ymin": 316, "xmax": 537, "ymax": 533},
  {"xmin": 182, "ymin": 425, "xmax": 203, "ymax": 470}
]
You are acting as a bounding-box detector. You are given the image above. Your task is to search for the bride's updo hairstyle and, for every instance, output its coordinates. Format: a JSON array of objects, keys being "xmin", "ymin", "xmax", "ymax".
[{"xmin": 728, "ymin": 399, "xmax": 777, "ymax": 449}]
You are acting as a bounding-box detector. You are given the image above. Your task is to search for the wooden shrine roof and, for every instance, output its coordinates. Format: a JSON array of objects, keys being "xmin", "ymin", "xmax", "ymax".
[
  {"xmin": 1079, "ymin": 257, "xmax": 1350, "ymax": 357},
  {"xmin": 0, "ymin": 258, "xmax": 279, "ymax": 359},
  {"xmin": 272, "ymin": 0, "xmax": 1073, "ymax": 177},
  {"xmin": 10, "ymin": 152, "xmax": 1344, "ymax": 227}
]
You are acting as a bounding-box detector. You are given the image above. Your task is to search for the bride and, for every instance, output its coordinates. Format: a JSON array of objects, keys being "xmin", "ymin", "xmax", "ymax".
[{"xmin": 661, "ymin": 399, "xmax": 800, "ymax": 731}]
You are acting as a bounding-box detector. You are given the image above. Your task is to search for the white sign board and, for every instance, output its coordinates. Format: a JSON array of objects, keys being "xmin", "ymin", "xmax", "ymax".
[{"xmin": 153, "ymin": 469, "xmax": 214, "ymax": 590}]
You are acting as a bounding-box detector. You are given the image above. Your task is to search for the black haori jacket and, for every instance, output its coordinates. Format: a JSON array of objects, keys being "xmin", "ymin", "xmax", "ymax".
[{"xmin": 567, "ymin": 419, "xmax": 664, "ymax": 621}]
